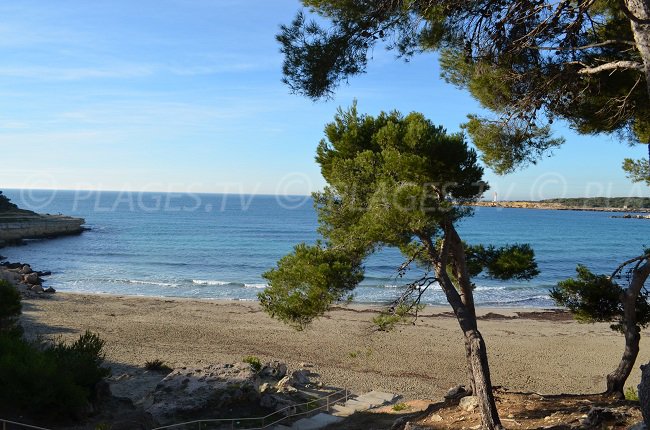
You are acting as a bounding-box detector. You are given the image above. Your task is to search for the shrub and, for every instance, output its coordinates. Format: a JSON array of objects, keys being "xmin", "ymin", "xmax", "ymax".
[
  {"xmin": 0, "ymin": 330, "xmax": 110, "ymax": 421},
  {"xmin": 50, "ymin": 331, "xmax": 111, "ymax": 393},
  {"xmin": 625, "ymin": 386, "xmax": 639, "ymax": 401},
  {"xmin": 392, "ymin": 402, "xmax": 410, "ymax": 411},
  {"xmin": 0, "ymin": 280, "xmax": 21, "ymax": 334},
  {"xmin": 243, "ymin": 355, "xmax": 262, "ymax": 372},
  {"xmin": 145, "ymin": 359, "xmax": 173, "ymax": 374}
]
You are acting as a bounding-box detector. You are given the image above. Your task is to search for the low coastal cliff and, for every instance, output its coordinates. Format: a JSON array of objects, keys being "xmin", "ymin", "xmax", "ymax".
[
  {"xmin": 0, "ymin": 214, "xmax": 86, "ymax": 247},
  {"xmin": 471, "ymin": 200, "xmax": 650, "ymax": 213},
  {"xmin": 0, "ymin": 191, "xmax": 86, "ymax": 247}
]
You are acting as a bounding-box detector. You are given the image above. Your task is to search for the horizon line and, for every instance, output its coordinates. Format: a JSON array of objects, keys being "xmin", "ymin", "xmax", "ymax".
[{"xmin": 2, "ymin": 187, "xmax": 648, "ymax": 201}]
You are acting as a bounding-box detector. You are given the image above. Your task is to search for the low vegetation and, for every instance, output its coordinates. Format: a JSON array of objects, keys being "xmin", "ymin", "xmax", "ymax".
[
  {"xmin": 0, "ymin": 279, "xmax": 22, "ymax": 335},
  {"xmin": 0, "ymin": 279, "xmax": 110, "ymax": 422},
  {"xmin": 541, "ymin": 197, "xmax": 650, "ymax": 209},
  {"xmin": 392, "ymin": 402, "xmax": 410, "ymax": 412},
  {"xmin": 145, "ymin": 359, "xmax": 173, "ymax": 374},
  {"xmin": 626, "ymin": 387, "xmax": 640, "ymax": 402},
  {"xmin": 0, "ymin": 191, "xmax": 18, "ymax": 212},
  {"xmin": 243, "ymin": 355, "xmax": 262, "ymax": 372}
]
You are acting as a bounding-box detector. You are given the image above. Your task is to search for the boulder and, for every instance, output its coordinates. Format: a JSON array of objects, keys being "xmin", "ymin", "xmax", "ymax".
[
  {"xmin": 276, "ymin": 375, "xmax": 298, "ymax": 393},
  {"xmin": 44, "ymin": 286, "xmax": 56, "ymax": 293},
  {"xmin": 146, "ymin": 363, "xmax": 261, "ymax": 425},
  {"xmin": 581, "ymin": 406, "xmax": 628, "ymax": 427},
  {"xmin": 458, "ymin": 395, "xmax": 479, "ymax": 412},
  {"xmin": 260, "ymin": 361, "xmax": 287, "ymax": 379},
  {"xmin": 20, "ymin": 264, "xmax": 32, "ymax": 274},
  {"xmin": 290, "ymin": 369, "xmax": 311, "ymax": 386},
  {"xmin": 30, "ymin": 285, "xmax": 44, "ymax": 293},
  {"xmin": 260, "ymin": 393, "xmax": 297, "ymax": 415},
  {"xmin": 444, "ymin": 385, "xmax": 469, "ymax": 401},
  {"xmin": 23, "ymin": 272, "xmax": 40, "ymax": 285}
]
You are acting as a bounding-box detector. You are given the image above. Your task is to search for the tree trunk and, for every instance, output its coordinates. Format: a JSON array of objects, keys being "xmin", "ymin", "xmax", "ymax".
[
  {"xmin": 465, "ymin": 328, "xmax": 502, "ymax": 430},
  {"xmin": 422, "ymin": 232, "xmax": 503, "ymax": 430},
  {"xmin": 607, "ymin": 259, "xmax": 650, "ymax": 396},
  {"xmin": 464, "ymin": 338, "xmax": 477, "ymax": 395},
  {"xmin": 639, "ymin": 362, "xmax": 650, "ymax": 425},
  {"xmin": 606, "ymin": 321, "xmax": 641, "ymax": 397},
  {"xmin": 624, "ymin": 0, "xmax": 650, "ymax": 101}
]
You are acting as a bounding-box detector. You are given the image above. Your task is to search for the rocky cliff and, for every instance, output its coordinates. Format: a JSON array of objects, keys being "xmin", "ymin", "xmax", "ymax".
[{"xmin": 0, "ymin": 191, "xmax": 86, "ymax": 247}]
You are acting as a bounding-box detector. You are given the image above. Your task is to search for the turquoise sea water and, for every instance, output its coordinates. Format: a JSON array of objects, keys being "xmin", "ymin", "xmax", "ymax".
[{"xmin": 2, "ymin": 189, "xmax": 649, "ymax": 307}]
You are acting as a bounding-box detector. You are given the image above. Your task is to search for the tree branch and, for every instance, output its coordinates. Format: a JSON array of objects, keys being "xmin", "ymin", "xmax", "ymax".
[
  {"xmin": 529, "ymin": 39, "xmax": 636, "ymax": 51},
  {"xmin": 577, "ymin": 60, "xmax": 644, "ymax": 74},
  {"xmin": 611, "ymin": 254, "xmax": 650, "ymax": 280}
]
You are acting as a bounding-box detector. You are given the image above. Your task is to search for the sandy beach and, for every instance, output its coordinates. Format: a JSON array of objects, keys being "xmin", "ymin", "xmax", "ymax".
[{"xmin": 18, "ymin": 292, "xmax": 650, "ymax": 401}]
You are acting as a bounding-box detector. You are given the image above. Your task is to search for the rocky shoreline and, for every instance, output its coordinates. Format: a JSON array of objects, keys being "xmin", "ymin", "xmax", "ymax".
[
  {"xmin": 610, "ymin": 214, "xmax": 650, "ymax": 219},
  {"xmin": 0, "ymin": 259, "xmax": 56, "ymax": 295},
  {"xmin": 470, "ymin": 200, "xmax": 650, "ymax": 213}
]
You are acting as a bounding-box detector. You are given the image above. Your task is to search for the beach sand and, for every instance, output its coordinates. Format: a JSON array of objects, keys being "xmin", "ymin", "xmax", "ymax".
[{"xmin": 19, "ymin": 292, "xmax": 650, "ymax": 400}]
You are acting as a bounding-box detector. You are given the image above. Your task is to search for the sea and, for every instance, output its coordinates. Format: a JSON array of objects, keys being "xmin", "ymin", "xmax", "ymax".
[{"xmin": 2, "ymin": 189, "xmax": 649, "ymax": 308}]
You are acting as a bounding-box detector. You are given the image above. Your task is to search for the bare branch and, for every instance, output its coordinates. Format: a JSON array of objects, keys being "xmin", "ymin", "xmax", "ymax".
[
  {"xmin": 577, "ymin": 60, "xmax": 644, "ymax": 74},
  {"xmin": 611, "ymin": 253, "xmax": 650, "ymax": 280},
  {"xmin": 529, "ymin": 39, "xmax": 636, "ymax": 51}
]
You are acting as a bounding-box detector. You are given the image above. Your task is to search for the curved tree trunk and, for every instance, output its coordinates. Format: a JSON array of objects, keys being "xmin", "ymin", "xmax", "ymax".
[
  {"xmin": 422, "ymin": 231, "xmax": 504, "ymax": 430},
  {"xmin": 606, "ymin": 322, "xmax": 641, "ymax": 396},
  {"xmin": 607, "ymin": 258, "xmax": 650, "ymax": 396}
]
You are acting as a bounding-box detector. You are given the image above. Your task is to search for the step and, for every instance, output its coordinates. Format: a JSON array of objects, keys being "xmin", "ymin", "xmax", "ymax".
[
  {"xmin": 290, "ymin": 413, "xmax": 343, "ymax": 429},
  {"xmin": 342, "ymin": 399, "xmax": 375, "ymax": 411},
  {"xmin": 355, "ymin": 391, "xmax": 399, "ymax": 407},
  {"xmin": 330, "ymin": 404, "xmax": 357, "ymax": 417}
]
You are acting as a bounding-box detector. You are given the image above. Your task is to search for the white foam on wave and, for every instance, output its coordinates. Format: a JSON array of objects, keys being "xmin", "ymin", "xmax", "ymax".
[
  {"xmin": 473, "ymin": 286, "xmax": 507, "ymax": 291},
  {"xmin": 244, "ymin": 283, "xmax": 267, "ymax": 289},
  {"xmin": 192, "ymin": 279, "xmax": 231, "ymax": 286},
  {"xmin": 114, "ymin": 279, "xmax": 179, "ymax": 287}
]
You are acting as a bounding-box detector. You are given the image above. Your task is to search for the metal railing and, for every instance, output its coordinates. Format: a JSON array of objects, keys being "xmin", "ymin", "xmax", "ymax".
[
  {"xmin": 0, "ymin": 419, "xmax": 52, "ymax": 430},
  {"xmin": 152, "ymin": 387, "xmax": 351, "ymax": 430}
]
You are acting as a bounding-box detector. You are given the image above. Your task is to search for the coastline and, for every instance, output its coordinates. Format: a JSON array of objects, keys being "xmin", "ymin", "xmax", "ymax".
[
  {"xmin": 0, "ymin": 213, "xmax": 86, "ymax": 248},
  {"xmin": 20, "ymin": 291, "xmax": 650, "ymax": 400},
  {"xmin": 469, "ymin": 201, "xmax": 650, "ymax": 213}
]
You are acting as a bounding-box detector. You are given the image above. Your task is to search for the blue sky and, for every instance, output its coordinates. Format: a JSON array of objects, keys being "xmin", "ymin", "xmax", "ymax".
[{"xmin": 0, "ymin": 0, "xmax": 648, "ymax": 200}]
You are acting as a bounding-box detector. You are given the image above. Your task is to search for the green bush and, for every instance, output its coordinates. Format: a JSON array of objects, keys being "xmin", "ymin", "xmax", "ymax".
[
  {"xmin": 0, "ymin": 330, "xmax": 110, "ymax": 421},
  {"xmin": 145, "ymin": 359, "xmax": 173, "ymax": 373},
  {"xmin": 625, "ymin": 386, "xmax": 639, "ymax": 401},
  {"xmin": 0, "ymin": 279, "xmax": 22, "ymax": 334},
  {"xmin": 50, "ymin": 331, "xmax": 111, "ymax": 393},
  {"xmin": 243, "ymin": 355, "xmax": 262, "ymax": 372}
]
